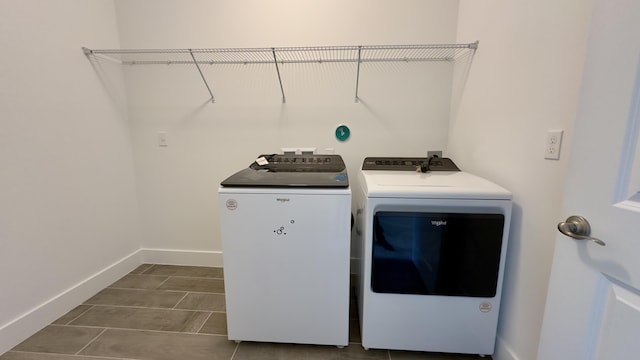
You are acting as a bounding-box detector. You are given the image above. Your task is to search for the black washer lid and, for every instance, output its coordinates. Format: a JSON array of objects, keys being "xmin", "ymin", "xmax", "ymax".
[
  {"xmin": 221, "ymin": 154, "xmax": 349, "ymax": 188},
  {"xmin": 250, "ymin": 154, "xmax": 346, "ymax": 173}
]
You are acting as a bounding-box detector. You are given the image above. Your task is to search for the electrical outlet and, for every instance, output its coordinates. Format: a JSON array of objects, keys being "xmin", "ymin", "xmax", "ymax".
[
  {"xmin": 544, "ymin": 130, "xmax": 563, "ymax": 160},
  {"xmin": 427, "ymin": 151, "xmax": 443, "ymax": 158},
  {"xmin": 157, "ymin": 131, "xmax": 168, "ymax": 147}
]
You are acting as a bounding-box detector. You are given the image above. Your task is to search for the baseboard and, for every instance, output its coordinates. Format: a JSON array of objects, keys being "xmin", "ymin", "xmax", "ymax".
[
  {"xmin": 494, "ymin": 335, "xmax": 520, "ymax": 360},
  {"xmin": 139, "ymin": 248, "xmax": 223, "ymax": 268},
  {"xmin": 0, "ymin": 249, "xmax": 142, "ymax": 355}
]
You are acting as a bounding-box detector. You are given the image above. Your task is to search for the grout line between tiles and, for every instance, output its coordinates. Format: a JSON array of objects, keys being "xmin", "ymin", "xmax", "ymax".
[
  {"xmin": 64, "ymin": 305, "xmax": 95, "ymax": 325},
  {"xmin": 194, "ymin": 311, "xmax": 214, "ymax": 334},
  {"xmin": 98, "ymin": 286, "xmax": 185, "ymax": 293},
  {"xmin": 167, "ymin": 290, "xmax": 226, "ymax": 295},
  {"xmin": 56, "ymin": 323, "xmax": 230, "ymax": 337},
  {"xmin": 155, "ymin": 275, "xmax": 172, "ymax": 289},
  {"xmin": 229, "ymin": 340, "xmax": 241, "ymax": 360},
  {"xmin": 173, "ymin": 292, "xmax": 191, "ymax": 309},
  {"xmin": 160, "ymin": 275, "xmax": 224, "ymax": 280},
  {"xmin": 105, "ymin": 286, "xmax": 181, "ymax": 292},
  {"xmin": 101, "ymin": 286, "xmax": 225, "ymax": 295},
  {"xmin": 81, "ymin": 302, "xmax": 184, "ymax": 310},
  {"xmin": 139, "ymin": 264, "xmax": 156, "ymax": 274},
  {"xmin": 82, "ymin": 303, "xmax": 221, "ymax": 313},
  {"xmin": 75, "ymin": 327, "xmax": 108, "ymax": 355},
  {"xmin": 5, "ymin": 350, "xmax": 131, "ymax": 360}
]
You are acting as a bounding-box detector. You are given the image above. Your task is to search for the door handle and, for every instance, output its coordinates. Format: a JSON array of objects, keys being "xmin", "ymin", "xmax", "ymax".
[{"xmin": 557, "ymin": 215, "xmax": 606, "ymax": 246}]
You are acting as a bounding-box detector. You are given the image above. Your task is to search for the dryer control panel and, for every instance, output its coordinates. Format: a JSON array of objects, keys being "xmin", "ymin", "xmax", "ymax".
[{"xmin": 362, "ymin": 157, "xmax": 460, "ymax": 172}]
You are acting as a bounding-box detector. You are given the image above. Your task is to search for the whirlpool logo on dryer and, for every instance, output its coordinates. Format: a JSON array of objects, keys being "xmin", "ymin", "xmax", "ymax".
[
  {"xmin": 431, "ymin": 220, "xmax": 447, "ymax": 226},
  {"xmin": 276, "ymin": 198, "xmax": 290, "ymax": 203}
]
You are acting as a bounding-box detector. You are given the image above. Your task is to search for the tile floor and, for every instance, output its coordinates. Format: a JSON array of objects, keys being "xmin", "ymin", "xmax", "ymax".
[{"xmin": 1, "ymin": 264, "xmax": 490, "ymax": 360}]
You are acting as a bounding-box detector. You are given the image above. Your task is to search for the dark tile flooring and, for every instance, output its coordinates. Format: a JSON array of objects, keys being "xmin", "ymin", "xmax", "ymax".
[{"xmin": 1, "ymin": 264, "xmax": 489, "ymax": 360}]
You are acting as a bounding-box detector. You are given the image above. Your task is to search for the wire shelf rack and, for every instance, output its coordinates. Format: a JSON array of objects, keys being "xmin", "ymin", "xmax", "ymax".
[{"xmin": 83, "ymin": 42, "xmax": 478, "ymax": 103}]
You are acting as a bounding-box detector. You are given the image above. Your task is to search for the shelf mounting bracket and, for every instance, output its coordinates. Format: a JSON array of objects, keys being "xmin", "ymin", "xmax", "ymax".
[
  {"xmin": 189, "ymin": 49, "xmax": 215, "ymax": 103},
  {"xmin": 272, "ymin": 48, "xmax": 286, "ymax": 103},
  {"xmin": 354, "ymin": 46, "xmax": 362, "ymax": 103}
]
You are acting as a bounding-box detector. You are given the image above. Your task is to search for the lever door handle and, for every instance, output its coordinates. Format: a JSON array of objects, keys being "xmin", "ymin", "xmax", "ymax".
[{"xmin": 557, "ymin": 215, "xmax": 606, "ymax": 246}]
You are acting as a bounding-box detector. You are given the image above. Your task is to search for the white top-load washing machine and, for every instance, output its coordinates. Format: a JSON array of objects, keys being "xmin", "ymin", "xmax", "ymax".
[
  {"xmin": 354, "ymin": 157, "xmax": 512, "ymax": 356},
  {"xmin": 218, "ymin": 153, "xmax": 351, "ymax": 347}
]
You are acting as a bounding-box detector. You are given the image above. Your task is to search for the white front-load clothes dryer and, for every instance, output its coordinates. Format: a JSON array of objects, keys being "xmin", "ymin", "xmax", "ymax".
[{"xmin": 354, "ymin": 157, "xmax": 512, "ymax": 356}]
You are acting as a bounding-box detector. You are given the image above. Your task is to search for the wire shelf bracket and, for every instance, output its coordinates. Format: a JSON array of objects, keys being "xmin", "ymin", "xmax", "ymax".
[
  {"xmin": 271, "ymin": 48, "xmax": 286, "ymax": 103},
  {"xmin": 189, "ymin": 49, "xmax": 215, "ymax": 103},
  {"xmin": 82, "ymin": 42, "xmax": 478, "ymax": 103}
]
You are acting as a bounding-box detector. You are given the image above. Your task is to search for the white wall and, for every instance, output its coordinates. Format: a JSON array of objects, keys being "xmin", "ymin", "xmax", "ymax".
[
  {"xmin": 0, "ymin": 0, "xmax": 141, "ymax": 353},
  {"xmin": 113, "ymin": 0, "xmax": 461, "ymax": 260},
  {"xmin": 451, "ymin": 1, "xmax": 593, "ymax": 359}
]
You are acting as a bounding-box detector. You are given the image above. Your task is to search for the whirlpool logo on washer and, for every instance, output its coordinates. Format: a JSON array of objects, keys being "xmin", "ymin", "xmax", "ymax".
[
  {"xmin": 276, "ymin": 198, "xmax": 290, "ymax": 203},
  {"xmin": 431, "ymin": 220, "xmax": 447, "ymax": 226},
  {"xmin": 225, "ymin": 199, "xmax": 238, "ymax": 211}
]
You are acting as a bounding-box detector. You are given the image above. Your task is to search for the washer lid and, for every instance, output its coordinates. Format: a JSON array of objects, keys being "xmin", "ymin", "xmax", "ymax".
[
  {"xmin": 221, "ymin": 154, "xmax": 349, "ymax": 188},
  {"xmin": 360, "ymin": 170, "xmax": 511, "ymax": 200}
]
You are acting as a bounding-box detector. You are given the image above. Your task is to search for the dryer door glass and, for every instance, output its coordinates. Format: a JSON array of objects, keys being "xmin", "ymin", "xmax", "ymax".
[{"xmin": 371, "ymin": 212, "xmax": 504, "ymax": 297}]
